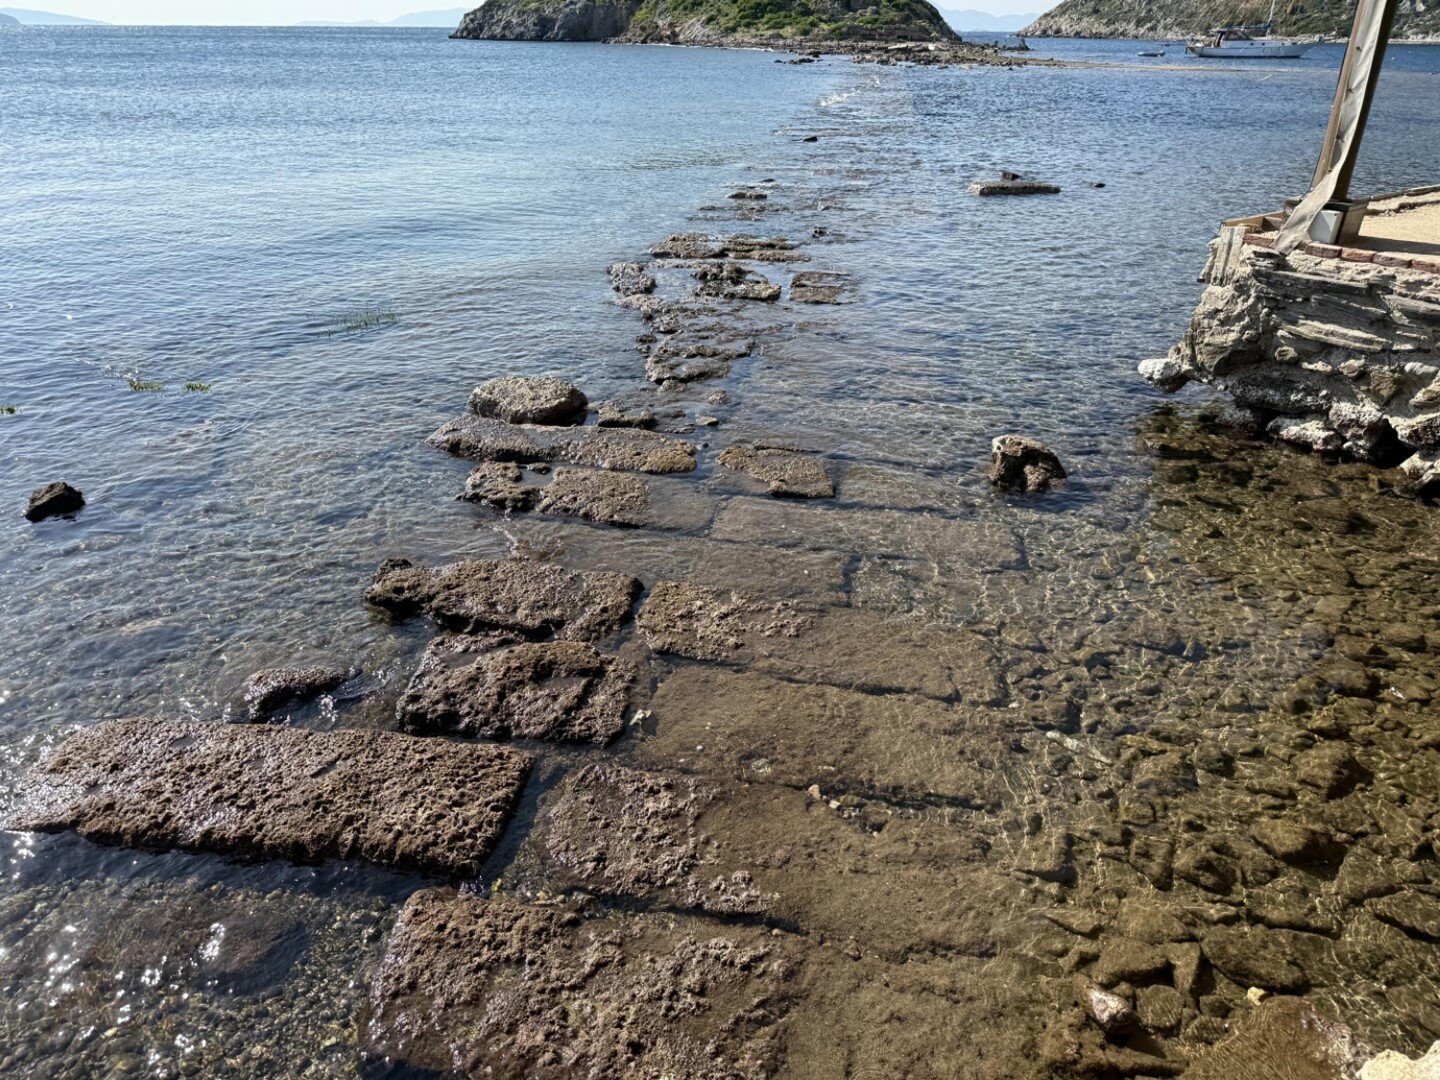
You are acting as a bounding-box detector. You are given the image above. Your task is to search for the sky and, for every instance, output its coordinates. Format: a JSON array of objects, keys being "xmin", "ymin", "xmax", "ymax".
[{"xmin": 21, "ymin": 0, "xmax": 1043, "ymax": 26}]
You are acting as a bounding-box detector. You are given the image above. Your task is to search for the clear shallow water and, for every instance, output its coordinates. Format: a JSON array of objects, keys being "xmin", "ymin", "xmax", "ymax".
[{"xmin": 2, "ymin": 27, "xmax": 1439, "ymax": 1077}]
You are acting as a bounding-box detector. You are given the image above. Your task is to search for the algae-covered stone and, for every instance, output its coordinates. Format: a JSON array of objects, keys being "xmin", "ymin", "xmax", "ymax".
[
  {"xmin": 469, "ymin": 375, "xmax": 587, "ymax": 426},
  {"xmin": 366, "ymin": 557, "xmax": 641, "ymax": 642},
  {"xmin": 363, "ymin": 889, "xmax": 797, "ymax": 1079},
  {"xmin": 427, "ymin": 413, "xmax": 553, "ymax": 462},
  {"xmin": 460, "ymin": 461, "xmax": 538, "ymax": 511},
  {"xmin": 989, "ymin": 435, "xmax": 1067, "ymax": 493},
  {"xmin": 1200, "ymin": 925, "xmax": 1307, "ymax": 992},
  {"xmin": 637, "ymin": 580, "xmax": 1002, "ymax": 703},
  {"xmin": 718, "ymin": 445, "xmax": 835, "ymax": 498},
  {"xmin": 560, "ymin": 426, "xmax": 697, "ymax": 474},
  {"xmin": 536, "ymin": 467, "xmax": 651, "ymax": 527},
  {"xmin": 1184, "ymin": 995, "xmax": 1366, "ymax": 1079},
  {"xmin": 396, "ymin": 636, "xmax": 634, "ymax": 745},
  {"xmin": 8, "ymin": 719, "xmax": 532, "ymax": 879}
]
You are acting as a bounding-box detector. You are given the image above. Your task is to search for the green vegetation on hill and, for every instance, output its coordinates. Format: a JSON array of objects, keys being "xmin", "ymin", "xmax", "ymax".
[
  {"xmin": 1022, "ymin": 0, "xmax": 1440, "ymax": 39},
  {"xmin": 453, "ymin": 0, "xmax": 957, "ymax": 43}
]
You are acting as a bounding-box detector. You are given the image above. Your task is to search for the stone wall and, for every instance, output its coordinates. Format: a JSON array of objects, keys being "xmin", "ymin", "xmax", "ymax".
[{"xmin": 1141, "ymin": 222, "xmax": 1440, "ymax": 490}]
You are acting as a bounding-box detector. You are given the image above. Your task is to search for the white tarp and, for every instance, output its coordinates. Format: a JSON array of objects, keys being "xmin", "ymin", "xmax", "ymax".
[{"xmin": 1275, "ymin": 0, "xmax": 1395, "ymax": 252}]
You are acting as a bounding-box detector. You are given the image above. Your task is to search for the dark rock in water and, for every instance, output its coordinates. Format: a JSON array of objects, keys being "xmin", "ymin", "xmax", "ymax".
[
  {"xmin": 366, "ymin": 557, "xmax": 641, "ymax": 642},
  {"xmin": 790, "ymin": 270, "xmax": 851, "ymax": 304},
  {"xmin": 802, "ymin": 134, "xmax": 819, "ymax": 142},
  {"xmin": 727, "ymin": 188, "xmax": 767, "ymax": 201},
  {"xmin": 723, "ymin": 234, "xmax": 806, "ymax": 262},
  {"xmin": 25, "ymin": 481, "xmax": 84, "ymax": 522},
  {"xmin": 7, "ymin": 719, "xmax": 532, "ymax": 879},
  {"xmin": 243, "ymin": 665, "xmax": 347, "ymax": 721},
  {"xmin": 1368, "ymin": 890, "xmax": 1440, "ymax": 941},
  {"xmin": 650, "ymin": 232, "xmax": 725, "ymax": 259},
  {"xmin": 1000, "ymin": 170, "xmax": 1024, "ymax": 181},
  {"xmin": 595, "ymin": 400, "xmax": 656, "ymax": 429},
  {"xmin": 1183, "ymin": 995, "xmax": 1366, "ymax": 1079},
  {"xmin": 427, "ymin": 413, "xmax": 553, "ymax": 463},
  {"xmin": 363, "ymin": 888, "xmax": 798, "ymax": 1079},
  {"xmin": 460, "ymin": 461, "xmax": 538, "ymax": 512},
  {"xmin": 1200, "ymin": 925, "xmax": 1307, "ymax": 991},
  {"xmin": 469, "ymin": 375, "xmax": 587, "ymax": 426},
  {"xmin": 396, "ymin": 635, "xmax": 634, "ymax": 744},
  {"xmin": 970, "ymin": 178, "xmax": 1060, "ymax": 196},
  {"xmin": 718, "ymin": 445, "xmax": 834, "ymax": 498},
  {"xmin": 561, "ymin": 426, "xmax": 697, "ymax": 474},
  {"xmin": 692, "ymin": 261, "xmax": 780, "ymax": 302},
  {"xmin": 1293, "ymin": 743, "xmax": 1366, "ymax": 797},
  {"xmin": 1250, "ymin": 818, "xmax": 1342, "ymax": 867},
  {"xmin": 537, "ymin": 467, "xmax": 651, "ymax": 527},
  {"xmin": 989, "ymin": 435, "xmax": 1067, "ymax": 492},
  {"xmin": 607, "ymin": 261, "xmax": 655, "ymax": 297}
]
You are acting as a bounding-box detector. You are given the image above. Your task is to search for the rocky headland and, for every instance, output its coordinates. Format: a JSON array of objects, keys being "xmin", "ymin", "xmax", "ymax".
[{"xmin": 1021, "ymin": 0, "xmax": 1440, "ymax": 40}]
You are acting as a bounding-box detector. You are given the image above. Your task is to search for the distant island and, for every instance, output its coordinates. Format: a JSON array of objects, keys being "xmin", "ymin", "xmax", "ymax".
[
  {"xmin": 1021, "ymin": 0, "xmax": 1440, "ymax": 40},
  {"xmin": 451, "ymin": 0, "xmax": 958, "ymax": 44},
  {"xmin": 0, "ymin": 12, "xmax": 19, "ymax": 25},
  {"xmin": 0, "ymin": 6, "xmax": 107, "ymax": 22},
  {"xmin": 298, "ymin": 7, "xmax": 470, "ymax": 26},
  {"xmin": 935, "ymin": 7, "xmax": 1038, "ymax": 33}
]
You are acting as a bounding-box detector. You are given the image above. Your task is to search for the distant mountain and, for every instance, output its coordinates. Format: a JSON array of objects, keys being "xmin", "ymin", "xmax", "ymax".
[
  {"xmin": 0, "ymin": 6, "xmax": 108, "ymax": 22},
  {"xmin": 936, "ymin": 8, "xmax": 1038, "ymax": 33},
  {"xmin": 297, "ymin": 7, "xmax": 469, "ymax": 26},
  {"xmin": 0, "ymin": 12, "xmax": 19, "ymax": 25},
  {"xmin": 1021, "ymin": 0, "xmax": 1440, "ymax": 39}
]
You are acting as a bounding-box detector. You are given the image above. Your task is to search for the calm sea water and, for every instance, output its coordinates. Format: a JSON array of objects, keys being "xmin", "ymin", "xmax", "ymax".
[{"xmin": 1, "ymin": 26, "xmax": 1438, "ymax": 1076}]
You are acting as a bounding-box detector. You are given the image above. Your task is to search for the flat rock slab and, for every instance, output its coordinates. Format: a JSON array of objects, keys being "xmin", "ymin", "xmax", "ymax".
[
  {"xmin": 1184, "ymin": 996, "xmax": 1366, "ymax": 1080},
  {"xmin": 536, "ymin": 467, "xmax": 651, "ymax": 527},
  {"xmin": 639, "ymin": 666, "xmax": 1010, "ymax": 809},
  {"xmin": 8, "ymin": 719, "xmax": 532, "ymax": 879},
  {"xmin": 396, "ymin": 634, "xmax": 634, "ymax": 744},
  {"xmin": 468, "ymin": 375, "xmax": 587, "ymax": 426},
  {"xmin": 364, "ymin": 888, "xmax": 797, "ymax": 1079},
  {"xmin": 637, "ymin": 581, "xmax": 1003, "ymax": 703},
  {"xmin": 509, "ymin": 762, "xmax": 1002, "ymax": 960},
  {"xmin": 429, "ymin": 415, "xmax": 696, "ymax": 475},
  {"xmin": 366, "ymin": 557, "xmax": 641, "ymax": 642},
  {"xmin": 709, "ymin": 498, "xmax": 1024, "ymax": 572},
  {"xmin": 559, "ymin": 427, "xmax": 697, "ymax": 474},
  {"xmin": 718, "ymin": 445, "xmax": 835, "ymax": 498},
  {"xmin": 789, "ymin": 271, "xmax": 851, "ymax": 304}
]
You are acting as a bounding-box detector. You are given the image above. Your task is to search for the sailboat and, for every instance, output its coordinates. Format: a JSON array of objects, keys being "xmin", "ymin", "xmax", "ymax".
[{"xmin": 1186, "ymin": 0, "xmax": 1317, "ymax": 58}]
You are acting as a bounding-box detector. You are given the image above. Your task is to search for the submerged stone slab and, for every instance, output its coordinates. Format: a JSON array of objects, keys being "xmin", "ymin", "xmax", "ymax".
[
  {"xmin": 459, "ymin": 461, "xmax": 538, "ymax": 512},
  {"xmin": 637, "ymin": 581, "xmax": 1003, "ymax": 703},
  {"xmin": 9, "ymin": 719, "xmax": 532, "ymax": 879},
  {"xmin": 396, "ymin": 634, "xmax": 634, "ymax": 744},
  {"xmin": 536, "ymin": 467, "xmax": 651, "ymax": 527},
  {"xmin": 639, "ymin": 666, "xmax": 1009, "ymax": 808},
  {"xmin": 718, "ymin": 445, "xmax": 835, "ymax": 498},
  {"xmin": 709, "ymin": 498, "xmax": 1024, "ymax": 571},
  {"xmin": 242, "ymin": 665, "xmax": 348, "ymax": 721},
  {"xmin": 559, "ymin": 426, "xmax": 697, "ymax": 474},
  {"xmin": 510, "ymin": 762, "xmax": 1001, "ymax": 959},
  {"xmin": 364, "ymin": 889, "xmax": 796, "ymax": 1079},
  {"xmin": 789, "ymin": 271, "xmax": 851, "ymax": 304},
  {"xmin": 468, "ymin": 375, "xmax": 587, "ymax": 426},
  {"xmin": 365, "ymin": 557, "xmax": 641, "ymax": 642},
  {"xmin": 426, "ymin": 413, "xmax": 554, "ymax": 463}
]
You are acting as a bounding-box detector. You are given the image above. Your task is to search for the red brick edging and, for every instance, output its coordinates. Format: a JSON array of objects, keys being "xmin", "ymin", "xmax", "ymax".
[{"xmin": 1240, "ymin": 229, "xmax": 1440, "ymax": 275}]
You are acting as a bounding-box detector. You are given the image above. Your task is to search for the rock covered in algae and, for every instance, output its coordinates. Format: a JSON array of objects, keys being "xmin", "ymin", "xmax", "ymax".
[
  {"xmin": 396, "ymin": 634, "xmax": 635, "ymax": 744},
  {"xmin": 460, "ymin": 461, "xmax": 538, "ymax": 511},
  {"xmin": 536, "ymin": 466, "xmax": 651, "ymax": 526},
  {"xmin": 365, "ymin": 557, "xmax": 641, "ymax": 642},
  {"xmin": 363, "ymin": 888, "xmax": 797, "ymax": 1079},
  {"xmin": 8, "ymin": 719, "xmax": 532, "ymax": 879},
  {"xmin": 468, "ymin": 375, "xmax": 587, "ymax": 426}
]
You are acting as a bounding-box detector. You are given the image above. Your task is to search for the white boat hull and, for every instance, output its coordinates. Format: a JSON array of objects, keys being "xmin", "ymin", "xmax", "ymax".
[{"xmin": 1186, "ymin": 41, "xmax": 1313, "ymax": 58}]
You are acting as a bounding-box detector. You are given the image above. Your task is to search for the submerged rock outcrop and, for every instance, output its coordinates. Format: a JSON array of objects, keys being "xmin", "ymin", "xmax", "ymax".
[
  {"xmin": 1142, "ymin": 218, "xmax": 1440, "ymax": 488},
  {"xmin": 451, "ymin": 0, "xmax": 959, "ymax": 45}
]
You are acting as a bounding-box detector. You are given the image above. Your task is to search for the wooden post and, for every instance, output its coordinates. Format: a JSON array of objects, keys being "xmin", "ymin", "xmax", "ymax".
[{"xmin": 1311, "ymin": 0, "xmax": 1402, "ymax": 201}]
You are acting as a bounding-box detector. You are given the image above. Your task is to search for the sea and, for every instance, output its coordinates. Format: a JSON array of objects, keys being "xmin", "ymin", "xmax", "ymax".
[{"xmin": 1, "ymin": 25, "xmax": 1439, "ymax": 1077}]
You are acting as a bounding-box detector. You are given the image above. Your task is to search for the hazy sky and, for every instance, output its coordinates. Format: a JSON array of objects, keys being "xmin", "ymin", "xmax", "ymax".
[{"xmin": 24, "ymin": 0, "xmax": 1043, "ymax": 25}]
